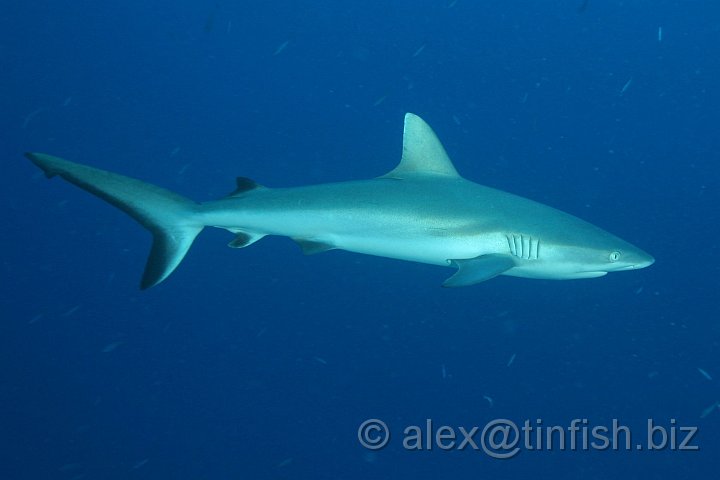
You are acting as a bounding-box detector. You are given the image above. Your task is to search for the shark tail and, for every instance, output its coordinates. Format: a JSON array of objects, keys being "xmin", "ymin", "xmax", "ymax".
[{"xmin": 26, "ymin": 153, "xmax": 203, "ymax": 289}]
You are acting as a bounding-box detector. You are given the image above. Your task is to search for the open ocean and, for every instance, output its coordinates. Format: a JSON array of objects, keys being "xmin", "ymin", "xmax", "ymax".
[{"xmin": 2, "ymin": 1, "xmax": 719, "ymax": 478}]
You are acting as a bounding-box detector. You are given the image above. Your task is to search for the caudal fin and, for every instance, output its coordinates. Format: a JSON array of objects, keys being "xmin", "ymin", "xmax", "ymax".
[{"xmin": 26, "ymin": 152, "xmax": 203, "ymax": 289}]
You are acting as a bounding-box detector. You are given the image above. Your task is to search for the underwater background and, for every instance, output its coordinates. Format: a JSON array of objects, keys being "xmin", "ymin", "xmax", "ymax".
[{"xmin": 2, "ymin": 1, "xmax": 719, "ymax": 478}]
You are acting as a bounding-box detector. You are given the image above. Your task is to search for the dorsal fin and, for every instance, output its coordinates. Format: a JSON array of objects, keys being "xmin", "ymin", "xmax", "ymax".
[
  {"xmin": 226, "ymin": 176, "xmax": 263, "ymax": 197},
  {"xmin": 382, "ymin": 113, "xmax": 460, "ymax": 179}
]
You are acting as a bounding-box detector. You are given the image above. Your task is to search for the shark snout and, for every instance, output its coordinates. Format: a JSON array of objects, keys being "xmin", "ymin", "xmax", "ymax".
[
  {"xmin": 636, "ymin": 255, "xmax": 655, "ymax": 269},
  {"xmin": 616, "ymin": 251, "xmax": 654, "ymax": 271},
  {"xmin": 631, "ymin": 248, "xmax": 655, "ymax": 269}
]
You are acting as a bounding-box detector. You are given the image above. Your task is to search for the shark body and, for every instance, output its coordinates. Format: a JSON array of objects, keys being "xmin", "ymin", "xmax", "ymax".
[{"xmin": 26, "ymin": 113, "xmax": 653, "ymax": 289}]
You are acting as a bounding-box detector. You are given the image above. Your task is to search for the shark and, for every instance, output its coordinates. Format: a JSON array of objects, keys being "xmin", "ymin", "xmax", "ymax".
[{"xmin": 25, "ymin": 113, "xmax": 653, "ymax": 289}]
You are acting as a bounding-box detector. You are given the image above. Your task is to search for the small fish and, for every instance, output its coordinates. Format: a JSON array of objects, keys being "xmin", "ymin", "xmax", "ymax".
[
  {"xmin": 697, "ymin": 367, "xmax": 713, "ymax": 381},
  {"xmin": 22, "ymin": 108, "xmax": 43, "ymax": 129},
  {"xmin": 102, "ymin": 341, "xmax": 123, "ymax": 353},
  {"xmin": 412, "ymin": 44, "xmax": 426, "ymax": 58},
  {"xmin": 448, "ymin": 0, "xmax": 458, "ymax": 8},
  {"xmin": 29, "ymin": 313, "xmax": 44, "ymax": 324},
  {"xmin": 657, "ymin": 27, "xmax": 663, "ymax": 43},
  {"xmin": 620, "ymin": 77, "xmax": 633, "ymax": 95},
  {"xmin": 372, "ymin": 95, "xmax": 387, "ymax": 107},
  {"xmin": 170, "ymin": 147, "xmax": 181, "ymax": 157},
  {"xmin": 452, "ymin": 115, "xmax": 461, "ymax": 125},
  {"xmin": 274, "ymin": 40, "xmax": 290, "ymax": 56},
  {"xmin": 441, "ymin": 363, "xmax": 447, "ymax": 379},
  {"xmin": 203, "ymin": 9, "xmax": 216, "ymax": 33},
  {"xmin": 62, "ymin": 305, "xmax": 81, "ymax": 317},
  {"xmin": 700, "ymin": 401, "xmax": 719, "ymax": 419},
  {"xmin": 132, "ymin": 458, "xmax": 149, "ymax": 470},
  {"xmin": 313, "ymin": 356, "xmax": 327, "ymax": 365},
  {"xmin": 363, "ymin": 451, "xmax": 379, "ymax": 463},
  {"xmin": 506, "ymin": 353, "xmax": 516, "ymax": 367},
  {"xmin": 276, "ymin": 457, "xmax": 293, "ymax": 468},
  {"xmin": 63, "ymin": 97, "xmax": 72, "ymax": 107}
]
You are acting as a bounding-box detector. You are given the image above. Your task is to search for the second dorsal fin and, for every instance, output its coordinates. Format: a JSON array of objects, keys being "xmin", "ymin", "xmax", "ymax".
[{"xmin": 226, "ymin": 177, "xmax": 264, "ymax": 197}]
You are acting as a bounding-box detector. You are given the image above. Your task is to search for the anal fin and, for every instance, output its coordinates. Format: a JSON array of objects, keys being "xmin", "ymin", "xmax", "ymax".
[
  {"xmin": 443, "ymin": 254, "xmax": 515, "ymax": 287},
  {"xmin": 228, "ymin": 231, "xmax": 266, "ymax": 248},
  {"xmin": 293, "ymin": 238, "xmax": 335, "ymax": 255}
]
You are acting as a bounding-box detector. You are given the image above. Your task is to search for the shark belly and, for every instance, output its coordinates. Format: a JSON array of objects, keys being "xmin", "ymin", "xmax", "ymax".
[
  {"xmin": 325, "ymin": 233, "xmax": 478, "ymax": 266},
  {"xmin": 199, "ymin": 192, "xmax": 500, "ymax": 267}
]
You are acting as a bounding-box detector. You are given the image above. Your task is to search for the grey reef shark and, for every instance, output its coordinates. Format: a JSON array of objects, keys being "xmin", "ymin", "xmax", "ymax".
[{"xmin": 26, "ymin": 113, "xmax": 653, "ymax": 289}]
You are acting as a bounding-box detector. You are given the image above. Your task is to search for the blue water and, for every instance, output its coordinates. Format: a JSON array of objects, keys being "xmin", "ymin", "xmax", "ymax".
[{"xmin": 2, "ymin": 1, "xmax": 718, "ymax": 478}]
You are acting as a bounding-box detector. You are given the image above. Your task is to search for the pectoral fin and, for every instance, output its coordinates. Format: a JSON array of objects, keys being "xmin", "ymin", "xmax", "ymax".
[{"xmin": 442, "ymin": 254, "xmax": 515, "ymax": 287}]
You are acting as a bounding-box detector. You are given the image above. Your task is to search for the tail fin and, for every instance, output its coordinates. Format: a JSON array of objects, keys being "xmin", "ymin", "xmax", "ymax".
[{"xmin": 26, "ymin": 152, "xmax": 203, "ymax": 289}]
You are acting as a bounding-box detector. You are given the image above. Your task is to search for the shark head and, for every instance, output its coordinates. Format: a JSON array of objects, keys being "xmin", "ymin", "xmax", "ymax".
[
  {"xmin": 495, "ymin": 203, "xmax": 654, "ymax": 282},
  {"xmin": 598, "ymin": 243, "xmax": 655, "ymax": 274},
  {"xmin": 552, "ymin": 244, "xmax": 654, "ymax": 279},
  {"xmin": 530, "ymin": 228, "xmax": 655, "ymax": 279}
]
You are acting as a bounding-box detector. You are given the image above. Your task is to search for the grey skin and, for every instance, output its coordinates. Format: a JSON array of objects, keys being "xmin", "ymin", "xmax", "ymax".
[{"xmin": 25, "ymin": 113, "xmax": 653, "ymax": 289}]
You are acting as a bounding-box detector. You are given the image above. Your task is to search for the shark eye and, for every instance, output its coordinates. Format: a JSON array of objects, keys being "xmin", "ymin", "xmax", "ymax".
[{"xmin": 609, "ymin": 251, "xmax": 621, "ymax": 262}]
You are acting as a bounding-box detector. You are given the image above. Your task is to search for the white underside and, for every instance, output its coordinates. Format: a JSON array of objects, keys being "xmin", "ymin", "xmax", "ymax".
[{"xmin": 207, "ymin": 208, "xmax": 503, "ymax": 267}]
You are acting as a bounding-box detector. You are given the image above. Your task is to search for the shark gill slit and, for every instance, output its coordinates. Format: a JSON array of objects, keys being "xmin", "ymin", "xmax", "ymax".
[{"xmin": 506, "ymin": 234, "xmax": 539, "ymax": 260}]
